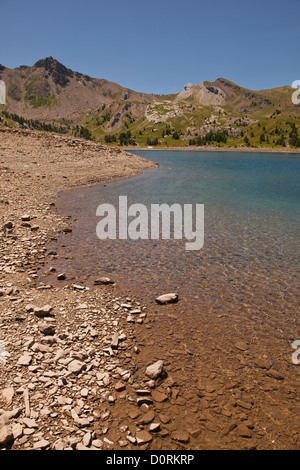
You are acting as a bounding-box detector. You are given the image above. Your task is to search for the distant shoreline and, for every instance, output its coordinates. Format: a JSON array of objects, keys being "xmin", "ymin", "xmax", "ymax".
[{"xmin": 125, "ymin": 145, "xmax": 300, "ymax": 154}]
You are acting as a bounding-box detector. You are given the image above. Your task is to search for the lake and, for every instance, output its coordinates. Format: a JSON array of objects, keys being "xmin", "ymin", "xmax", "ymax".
[{"xmin": 41, "ymin": 150, "xmax": 300, "ymax": 412}]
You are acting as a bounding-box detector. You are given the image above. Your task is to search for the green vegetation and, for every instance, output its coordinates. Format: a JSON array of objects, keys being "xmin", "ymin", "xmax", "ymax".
[
  {"xmin": 1, "ymin": 110, "xmax": 69, "ymax": 134},
  {"xmin": 2, "ymin": 68, "xmax": 299, "ymax": 149},
  {"xmin": 73, "ymin": 125, "xmax": 93, "ymax": 140},
  {"xmin": 119, "ymin": 131, "xmax": 136, "ymax": 146},
  {"xmin": 29, "ymin": 94, "xmax": 60, "ymax": 109},
  {"xmin": 189, "ymin": 130, "xmax": 228, "ymax": 146}
]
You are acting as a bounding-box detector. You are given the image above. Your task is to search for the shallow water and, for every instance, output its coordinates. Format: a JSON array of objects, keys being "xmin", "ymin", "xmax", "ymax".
[
  {"xmin": 42, "ymin": 149, "xmax": 300, "ymax": 369},
  {"xmin": 39, "ymin": 149, "xmax": 300, "ymax": 448}
]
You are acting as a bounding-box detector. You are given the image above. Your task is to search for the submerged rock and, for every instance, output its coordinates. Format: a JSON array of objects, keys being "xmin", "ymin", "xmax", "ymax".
[
  {"xmin": 94, "ymin": 277, "xmax": 115, "ymax": 285},
  {"xmin": 155, "ymin": 293, "xmax": 178, "ymax": 304}
]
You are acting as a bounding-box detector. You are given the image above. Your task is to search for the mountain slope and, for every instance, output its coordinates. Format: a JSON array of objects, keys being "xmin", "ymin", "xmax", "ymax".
[{"xmin": 0, "ymin": 57, "xmax": 299, "ymax": 149}]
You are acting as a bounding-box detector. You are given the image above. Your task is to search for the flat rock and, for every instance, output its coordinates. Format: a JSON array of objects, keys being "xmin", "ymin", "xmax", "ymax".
[
  {"xmin": 171, "ymin": 431, "xmax": 190, "ymax": 443},
  {"xmin": 151, "ymin": 390, "xmax": 168, "ymax": 403},
  {"xmin": 94, "ymin": 277, "xmax": 115, "ymax": 285},
  {"xmin": 253, "ymin": 357, "xmax": 272, "ymax": 370},
  {"xmin": 138, "ymin": 410, "xmax": 155, "ymax": 424},
  {"xmin": 136, "ymin": 430, "xmax": 153, "ymax": 445},
  {"xmin": 67, "ymin": 360, "xmax": 86, "ymax": 375},
  {"xmin": 33, "ymin": 439, "xmax": 50, "ymax": 449},
  {"xmin": 33, "ymin": 305, "xmax": 54, "ymax": 318},
  {"xmin": 155, "ymin": 293, "xmax": 178, "ymax": 304},
  {"xmin": 1, "ymin": 387, "xmax": 14, "ymax": 404},
  {"xmin": 17, "ymin": 353, "xmax": 32, "ymax": 366}
]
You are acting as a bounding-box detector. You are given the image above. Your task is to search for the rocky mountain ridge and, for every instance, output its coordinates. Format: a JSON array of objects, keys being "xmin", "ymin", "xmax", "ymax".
[{"xmin": 0, "ymin": 57, "xmax": 299, "ymax": 149}]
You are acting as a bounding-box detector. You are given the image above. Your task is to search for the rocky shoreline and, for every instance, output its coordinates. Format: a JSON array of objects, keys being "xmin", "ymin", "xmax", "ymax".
[{"xmin": 0, "ymin": 128, "xmax": 172, "ymax": 450}]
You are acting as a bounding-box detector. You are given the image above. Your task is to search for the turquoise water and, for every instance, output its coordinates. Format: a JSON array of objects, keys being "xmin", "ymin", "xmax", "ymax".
[{"xmin": 43, "ymin": 150, "xmax": 300, "ymax": 361}]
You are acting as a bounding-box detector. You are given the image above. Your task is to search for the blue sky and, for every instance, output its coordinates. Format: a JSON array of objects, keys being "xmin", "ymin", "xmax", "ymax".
[{"xmin": 1, "ymin": 0, "xmax": 299, "ymax": 94}]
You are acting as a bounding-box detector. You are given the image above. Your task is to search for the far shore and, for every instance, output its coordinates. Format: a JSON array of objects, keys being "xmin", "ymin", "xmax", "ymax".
[{"xmin": 125, "ymin": 145, "xmax": 300, "ymax": 154}]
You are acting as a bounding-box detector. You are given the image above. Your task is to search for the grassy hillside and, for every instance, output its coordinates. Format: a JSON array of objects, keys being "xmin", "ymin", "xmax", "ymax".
[{"xmin": 0, "ymin": 58, "xmax": 299, "ymax": 150}]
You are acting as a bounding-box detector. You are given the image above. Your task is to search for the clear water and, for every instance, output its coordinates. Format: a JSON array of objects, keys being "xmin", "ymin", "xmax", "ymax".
[{"xmin": 43, "ymin": 150, "xmax": 300, "ymax": 364}]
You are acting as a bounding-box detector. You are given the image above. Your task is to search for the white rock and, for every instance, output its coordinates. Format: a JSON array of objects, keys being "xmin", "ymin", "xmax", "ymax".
[
  {"xmin": 155, "ymin": 293, "xmax": 178, "ymax": 304},
  {"xmin": 17, "ymin": 353, "xmax": 32, "ymax": 366},
  {"xmin": 67, "ymin": 360, "xmax": 86, "ymax": 375},
  {"xmin": 1, "ymin": 387, "xmax": 14, "ymax": 404},
  {"xmin": 33, "ymin": 439, "xmax": 50, "ymax": 449},
  {"xmin": 145, "ymin": 360, "xmax": 164, "ymax": 379}
]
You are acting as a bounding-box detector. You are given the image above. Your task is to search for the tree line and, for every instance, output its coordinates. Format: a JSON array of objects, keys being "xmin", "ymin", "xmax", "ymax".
[{"xmin": 1, "ymin": 110, "xmax": 69, "ymax": 134}]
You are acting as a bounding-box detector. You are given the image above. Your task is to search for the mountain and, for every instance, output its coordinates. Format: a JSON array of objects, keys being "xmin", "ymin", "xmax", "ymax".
[{"xmin": 0, "ymin": 57, "xmax": 299, "ymax": 149}]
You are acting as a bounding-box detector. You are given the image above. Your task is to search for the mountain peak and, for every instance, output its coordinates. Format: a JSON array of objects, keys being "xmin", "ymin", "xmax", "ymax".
[{"xmin": 33, "ymin": 57, "xmax": 75, "ymax": 87}]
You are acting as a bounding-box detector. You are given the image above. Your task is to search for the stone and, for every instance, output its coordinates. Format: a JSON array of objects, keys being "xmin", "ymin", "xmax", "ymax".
[
  {"xmin": 223, "ymin": 422, "xmax": 237, "ymax": 436},
  {"xmin": 92, "ymin": 439, "xmax": 103, "ymax": 448},
  {"xmin": 38, "ymin": 322, "xmax": 55, "ymax": 336},
  {"xmin": 82, "ymin": 432, "xmax": 92, "ymax": 447},
  {"xmin": 0, "ymin": 423, "xmax": 14, "ymax": 447},
  {"xmin": 145, "ymin": 360, "xmax": 164, "ymax": 379},
  {"xmin": 57, "ymin": 273, "xmax": 66, "ymax": 280},
  {"xmin": 17, "ymin": 353, "xmax": 32, "ymax": 366},
  {"xmin": 130, "ymin": 309, "xmax": 142, "ymax": 315},
  {"xmin": 115, "ymin": 382, "xmax": 126, "ymax": 392},
  {"xmin": 21, "ymin": 215, "xmax": 31, "ymax": 221},
  {"xmin": 151, "ymin": 390, "xmax": 168, "ymax": 403},
  {"xmin": 159, "ymin": 413, "xmax": 171, "ymax": 424},
  {"xmin": 126, "ymin": 435, "xmax": 136, "ymax": 444},
  {"xmin": 33, "ymin": 305, "xmax": 54, "ymax": 318},
  {"xmin": 171, "ymin": 431, "xmax": 190, "ymax": 443},
  {"xmin": 12, "ymin": 423, "xmax": 23, "ymax": 439},
  {"xmin": 23, "ymin": 417, "xmax": 38, "ymax": 428},
  {"xmin": 253, "ymin": 357, "xmax": 272, "ymax": 370},
  {"xmin": 111, "ymin": 333, "xmax": 119, "ymax": 349},
  {"xmin": 234, "ymin": 342, "xmax": 249, "ymax": 351},
  {"xmin": 236, "ymin": 424, "xmax": 252, "ymax": 438},
  {"xmin": 1, "ymin": 387, "xmax": 14, "ymax": 404},
  {"xmin": 33, "ymin": 439, "xmax": 50, "ymax": 449},
  {"xmin": 136, "ymin": 430, "xmax": 153, "ymax": 445},
  {"xmin": 266, "ymin": 370, "xmax": 284, "ymax": 381},
  {"xmin": 149, "ymin": 422, "xmax": 160, "ymax": 432},
  {"xmin": 67, "ymin": 360, "xmax": 86, "ymax": 375},
  {"xmin": 138, "ymin": 410, "xmax": 155, "ymax": 424},
  {"xmin": 155, "ymin": 293, "xmax": 178, "ymax": 304},
  {"xmin": 94, "ymin": 277, "xmax": 114, "ymax": 285},
  {"xmin": 236, "ymin": 400, "xmax": 253, "ymax": 410},
  {"xmin": 128, "ymin": 409, "xmax": 140, "ymax": 420}
]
